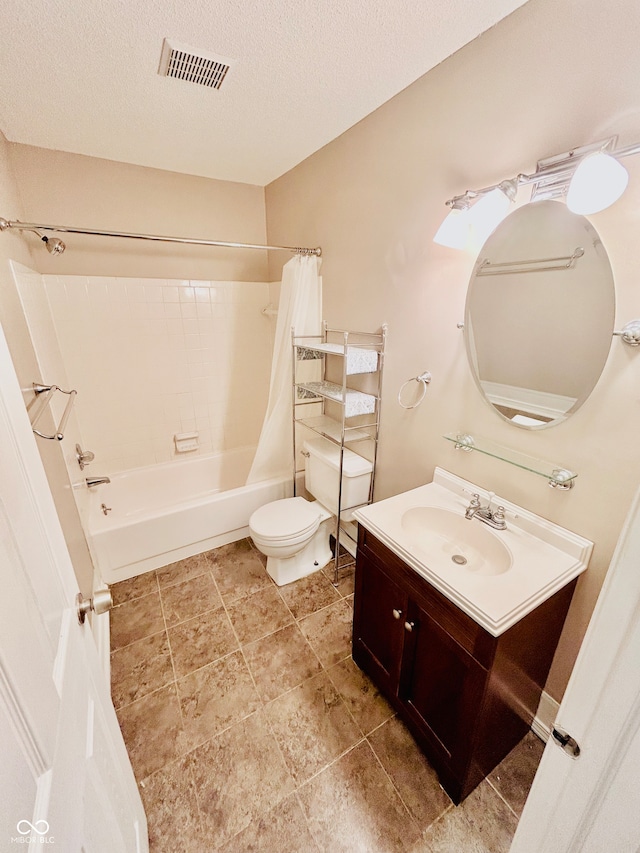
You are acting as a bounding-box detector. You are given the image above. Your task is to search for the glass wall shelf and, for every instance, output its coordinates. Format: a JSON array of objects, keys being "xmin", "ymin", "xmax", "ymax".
[{"xmin": 443, "ymin": 432, "xmax": 577, "ymax": 489}]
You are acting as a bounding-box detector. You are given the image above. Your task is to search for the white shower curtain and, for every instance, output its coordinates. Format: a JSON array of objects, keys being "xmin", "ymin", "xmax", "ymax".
[{"xmin": 247, "ymin": 254, "xmax": 322, "ymax": 484}]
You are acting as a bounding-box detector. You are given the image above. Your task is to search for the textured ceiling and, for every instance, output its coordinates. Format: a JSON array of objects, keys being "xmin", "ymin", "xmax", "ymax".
[{"xmin": 0, "ymin": 0, "xmax": 529, "ymax": 186}]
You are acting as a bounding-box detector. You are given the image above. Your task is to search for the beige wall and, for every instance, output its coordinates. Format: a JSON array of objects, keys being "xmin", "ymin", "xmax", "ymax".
[
  {"xmin": 0, "ymin": 135, "xmax": 94, "ymax": 596},
  {"xmin": 8, "ymin": 144, "xmax": 268, "ymax": 281},
  {"xmin": 265, "ymin": 0, "xmax": 640, "ymax": 700}
]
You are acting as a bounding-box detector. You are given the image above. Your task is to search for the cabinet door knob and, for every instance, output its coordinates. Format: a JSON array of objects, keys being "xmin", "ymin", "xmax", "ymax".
[
  {"xmin": 404, "ymin": 621, "xmax": 416, "ymax": 632},
  {"xmin": 392, "ymin": 609, "xmax": 402, "ymax": 620}
]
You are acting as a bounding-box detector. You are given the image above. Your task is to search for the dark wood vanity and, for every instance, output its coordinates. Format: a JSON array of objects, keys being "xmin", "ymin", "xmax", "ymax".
[{"xmin": 352, "ymin": 524, "xmax": 577, "ymax": 804}]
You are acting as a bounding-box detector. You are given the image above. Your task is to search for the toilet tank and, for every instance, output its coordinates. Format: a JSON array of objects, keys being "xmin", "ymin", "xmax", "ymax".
[{"xmin": 303, "ymin": 437, "xmax": 373, "ymax": 515}]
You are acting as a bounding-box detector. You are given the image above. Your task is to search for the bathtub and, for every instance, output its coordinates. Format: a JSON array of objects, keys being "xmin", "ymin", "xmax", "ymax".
[{"xmin": 87, "ymin": 446, "xmax": 291, "ymax": 584}]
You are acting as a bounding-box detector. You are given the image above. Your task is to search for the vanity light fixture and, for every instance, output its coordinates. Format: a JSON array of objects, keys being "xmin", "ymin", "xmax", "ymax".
[
  {"xmin": 435, "ymin": 136, "xmax": 640, "ymax": 250},
  {"xmin": 433, "ymin": 179, "xmax": 518, "ymax": 251},
  {"xmin": 433, "ymin": 200, "xmax": 472, "ymax": 249},
  {"xmin": 566, "ymin": 152, "xmax": 629, "ymax": 214},
  {"xmin": 465, "ymin": 179, "xmax": 518, "ymax": 249}
]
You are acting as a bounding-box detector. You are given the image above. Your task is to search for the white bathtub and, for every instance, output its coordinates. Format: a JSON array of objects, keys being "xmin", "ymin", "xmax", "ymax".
[{"xmin": 87, "ymin": 446, "xmax": 290, "ymax": 584}]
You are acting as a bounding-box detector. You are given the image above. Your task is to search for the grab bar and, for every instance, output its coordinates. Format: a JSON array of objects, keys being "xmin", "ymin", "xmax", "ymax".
[{"xmin": 29, "ymin": 382, "xmax": 77, "ymax": 440}]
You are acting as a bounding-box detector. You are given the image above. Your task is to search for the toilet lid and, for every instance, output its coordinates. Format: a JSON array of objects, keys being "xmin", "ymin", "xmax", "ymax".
[{"xmin": 250, "ymin": 497, "xmax": 320, "ymax": 539}]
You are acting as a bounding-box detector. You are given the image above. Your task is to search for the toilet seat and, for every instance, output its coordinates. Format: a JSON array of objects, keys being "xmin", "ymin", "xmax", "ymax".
[{"xmin": 249, "ymin": 497, "xmax": 321, "ymax": 542}]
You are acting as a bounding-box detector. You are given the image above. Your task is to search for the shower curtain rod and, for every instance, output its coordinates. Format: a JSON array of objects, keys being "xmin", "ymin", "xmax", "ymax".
[{"xmin": 0, "ymin": 217, "xmax": 322, "ymax": 257}]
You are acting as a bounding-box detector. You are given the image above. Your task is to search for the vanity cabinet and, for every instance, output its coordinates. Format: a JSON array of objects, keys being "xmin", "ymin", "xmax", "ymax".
[{"xmin": 352, "ymin": 525, "xmax": 577, "ymax": 804}]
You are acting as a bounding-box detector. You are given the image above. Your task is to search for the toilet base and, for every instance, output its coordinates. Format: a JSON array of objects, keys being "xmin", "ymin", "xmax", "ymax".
[{"xmin": 266, "ymin": 519, "xmax": 333, "ymax": 586}]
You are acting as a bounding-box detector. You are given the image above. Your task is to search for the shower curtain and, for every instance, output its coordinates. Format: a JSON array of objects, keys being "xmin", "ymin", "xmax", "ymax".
[{"xmin": 247, "ymin": 254, "xmax": 322, "ymax": 484}]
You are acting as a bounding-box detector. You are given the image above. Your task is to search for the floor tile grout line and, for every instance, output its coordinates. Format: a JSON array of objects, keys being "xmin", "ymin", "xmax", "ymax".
[
  {"xmin": 326, "ymin": 685, "xmax": 398, "ymax": 740},
  {"xmin": 158, "ymin": 569, "xmax": 226, "ymax": 628},
  {"xmin": 280, "ymin": 580, "xmax": 354, "ymax": 675},
  {"xmin": 364, "ymin": 733, "xmax": 427, "ymax": 839},
  {"xmin": 109, "ymin": 582, "xmax": 159, "ymax": 609},
  {"xmin": 226, "ymin": 582, "xmax": 296, "ymax": 647},
  {"xmin": 154, "ymin": 568, "xmax": 182, "ymax": 725},
  {"xmin": 321, "ymin": 566, "xmax": 356, "ymax": 599},
  {"xmin": 285, "ymin": 596, "xmax": 345, "ymax": 622},
  {"xmin": 184, "ymin": 755, "xmax": 208, "ymax": 846},
  {"xmin": 485, "ymin": 774, "xmax": 522, "ymax": 821},
  {"xmin": 260, "ymin": 664, "xmax": 343, "ymax": 711},
  {"xmin": 234, "ymin": 615, "xmax": 296, "ymax": 650},
  {"xmin": 420, "ymin": 803, "xmax": 462, "ymax": 841},
  {"xmin": 115, "ymin": 640, "xmax": 253, "ymax": 715},
  {"xmin": 312, "ymin": 652, "xmax": 375, "ymax": 739},
  {"xmin": 113, "ymin": 680, "xmax": 168, "ymax": 715},
  {"xmin": 110, "ymin": 624, "xmax": 167, "ymax": 655},
  {"xmin": 203, "ymin": 560, "xmax": 272, "ymax": 741},
  {"xmin": 240, "ymin": 579, "xmax": 332, "ymax": 683},
  {"xmin": 293, "ymin": 592, "xmax": 352, "ymax": 626},
  {"xmin": 292, "ymin": 790, "xmax": 325, "ymax": 853},
  {"xmin": 421, "ymin": 802, "xmax": 457, "ymax": 838},
  {"xmin": 156, "ymin": 565, "xmax": 211, "ymax": 591},
  {"xmin": 179, "ymin": 707, "xmax": 262, "ymax": 759},
  {"xmin": 260, "ymin": 708, "xmax": 306, "ymax": 815},
  {"xmin": 296, "ymin": 736, "xmax": 368, "ymax": 791},
  {"xmin": 227, "ymin": 582, "xmax": 348, "ymax": 660},
  {"xmin": 366, "ymin": 711, "xmax": 399, "ymax": 736},
  {"xmin": 112, "ymin": 670, "xmax": 175, "ymax": 714}
]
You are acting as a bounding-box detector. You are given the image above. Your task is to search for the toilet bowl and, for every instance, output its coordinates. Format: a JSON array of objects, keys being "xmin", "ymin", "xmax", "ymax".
[
  {"xmin": 249, "ymin": 437, "xmax": 373, "ymax": 586},
  {"xmin": 249, "ymin": 496, "xmax": 333, "ymax": 586}
]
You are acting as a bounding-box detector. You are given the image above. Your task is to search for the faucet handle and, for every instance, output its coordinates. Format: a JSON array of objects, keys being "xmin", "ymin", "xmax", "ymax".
[
  {"xmin": 76, "ymin": 443, "xmax": 95, "ymax": 470},
  {"xmin": 493, "ymin": 505, "xmax": 505, "ymax": 521},
  {"xmin": 469, "ymin": 493, "xmax": 481, "ymax": 507}
]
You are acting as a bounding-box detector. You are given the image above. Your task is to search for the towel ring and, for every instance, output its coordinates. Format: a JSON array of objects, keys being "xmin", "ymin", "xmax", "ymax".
[{"xmin": 398, "ymin": 371, "xmax": 432, "ymax": 409}]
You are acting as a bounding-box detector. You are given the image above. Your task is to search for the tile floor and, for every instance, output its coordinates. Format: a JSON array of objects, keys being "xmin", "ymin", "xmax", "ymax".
[{"xmin": 110, "ymin": 539, "xmax": 544, "ymax": 852}]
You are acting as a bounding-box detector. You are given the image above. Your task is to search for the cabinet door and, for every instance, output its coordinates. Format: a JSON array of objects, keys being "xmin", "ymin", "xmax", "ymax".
[
  {"xmin": 353, "ymin": 553, "xmax": 407, "ymax": 697},
  {"xmin": 399, "ymin": 600, "xmax": 487, "ymax": 777}
]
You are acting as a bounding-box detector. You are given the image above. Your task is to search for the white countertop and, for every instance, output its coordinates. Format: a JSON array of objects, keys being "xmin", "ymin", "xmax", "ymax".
[{"xmin": 353, "ymin": 467, "xmax": 593, "ymax": 636}]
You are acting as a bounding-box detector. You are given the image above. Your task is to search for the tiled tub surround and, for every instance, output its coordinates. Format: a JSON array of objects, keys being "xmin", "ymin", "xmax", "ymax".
[
  {"xmin": 43, "ymin": 275, "xmax": 273, "ymax": 473},
  {"xmin": 111, "ymin": 540, "xmax": 542, "ymax": 852},
  {"xmin": 91, "ymin": 447, "xmax": 289, "ymax": 583}
]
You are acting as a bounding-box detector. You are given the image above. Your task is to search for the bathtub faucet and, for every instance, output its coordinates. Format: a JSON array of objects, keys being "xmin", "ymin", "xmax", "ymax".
[{"xmin": 85, "ymin": 476, "xmax": 111, "ymax": 488}]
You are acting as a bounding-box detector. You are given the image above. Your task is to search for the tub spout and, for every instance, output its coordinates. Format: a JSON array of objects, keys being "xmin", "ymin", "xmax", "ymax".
[{"xmin": 86, "ymin": 476, "xmax": 111, "ymax": 488}]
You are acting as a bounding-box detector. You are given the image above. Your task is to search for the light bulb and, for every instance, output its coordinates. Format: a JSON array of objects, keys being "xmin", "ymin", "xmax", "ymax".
[
  {"xmin": 467, "ymin": 181, "xmax": 516, "ymax": 248},
  {"xmin": 567, "ymin": 152, "xmax": 629, "ymax": 214},
  {"xmin": 433, "ymin": 206, "xmax": 471, "ymax": 250}
]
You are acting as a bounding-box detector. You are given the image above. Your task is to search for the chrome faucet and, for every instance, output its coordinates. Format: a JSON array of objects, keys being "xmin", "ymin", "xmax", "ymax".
[
  {"xmin": 85, "ymin": 476, "xmax": 111, "ymax": 488},
  {"xmin": 464, "ymin": 492, "xmax": 507, "ymax": 530}
]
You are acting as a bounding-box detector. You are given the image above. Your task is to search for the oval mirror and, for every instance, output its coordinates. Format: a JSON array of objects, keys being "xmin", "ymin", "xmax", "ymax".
[{"xmin": 464, "ymin": 200, "xmax": 615, "ymax": 428}]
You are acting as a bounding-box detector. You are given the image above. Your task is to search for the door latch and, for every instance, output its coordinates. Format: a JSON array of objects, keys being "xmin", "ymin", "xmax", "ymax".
[
  {"xmin": 551, "ymin": 726, "xmax": 581, "ymax": 758},
  {"xmin": 76, "ymin": 589, "xmax": 113, "ymax": 625}
]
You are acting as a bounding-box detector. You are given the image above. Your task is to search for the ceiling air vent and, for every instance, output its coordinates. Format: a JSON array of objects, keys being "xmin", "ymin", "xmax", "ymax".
[{"xmin": 158, "ymin": 39, "xmax": 234, "ymax": 90}]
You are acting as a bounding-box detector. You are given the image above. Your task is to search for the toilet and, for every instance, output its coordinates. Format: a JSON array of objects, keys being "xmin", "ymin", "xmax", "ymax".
[{"xmin": 249, "ymin": 437, "xmax": 373, "ymax": 586}]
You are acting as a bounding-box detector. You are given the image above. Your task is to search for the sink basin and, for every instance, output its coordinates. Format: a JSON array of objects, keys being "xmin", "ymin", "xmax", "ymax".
[
  {"xmin": 400, "ymin": 506, "xmax": 512, "ymax": 576},
  {"xmin": 353, "ymin": 467, "xmax": 593, "ymax": 636}
]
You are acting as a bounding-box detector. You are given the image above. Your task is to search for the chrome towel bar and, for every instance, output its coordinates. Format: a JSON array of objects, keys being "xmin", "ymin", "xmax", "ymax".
[
  {"xmin": 476, "ymin": 247, "xmax": 585, "ymax": 276},
  {"xmin": 29, "ymin": 382, "xmax": 77, "ymax": 440}
]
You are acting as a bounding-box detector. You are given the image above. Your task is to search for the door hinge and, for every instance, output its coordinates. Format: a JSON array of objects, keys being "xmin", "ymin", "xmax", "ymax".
[{"xmin": 551, "ymin": 726, "xmax": 581, "ymax": 758}]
